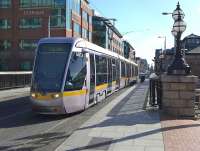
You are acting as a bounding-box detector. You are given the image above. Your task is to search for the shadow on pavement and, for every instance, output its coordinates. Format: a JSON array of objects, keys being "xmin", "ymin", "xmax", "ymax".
[
  {"xmin": 0, "ymin": 132, "xmax": 69, "ymax": 151},
  {"xmin": 0, "ymin": 96, "xmax": 83, "ymax": 128},
  {"xmin": 0, "ymin": 97, "xmax": 31, "ymax": 117},
  {"xmin": 79, "ymin": 80, "xmax": 151, "ymax": 130},
  {"xmin": 69, "ymin": 80, "xmax": 200, "ymax": 151},
  {"xmin": 70, "ymin": 118, "xmax": 200, "ymax": 151},
  {"xmin": 79, "ymin": 110, "xmax": 160, "ymax": 130}
]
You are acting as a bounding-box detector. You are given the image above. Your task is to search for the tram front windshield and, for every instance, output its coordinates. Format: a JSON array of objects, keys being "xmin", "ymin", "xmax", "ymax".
[{"xmin": 32, "ymin": 43, "xmax": 72, "ymax": 92}]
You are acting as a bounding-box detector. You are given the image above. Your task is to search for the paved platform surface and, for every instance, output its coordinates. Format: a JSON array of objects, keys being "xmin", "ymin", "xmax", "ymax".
[
  {"xmin": 0, "ymin": 87, "xmax": 30, "ymax": 102},
  {"xmin": 55, "ymin": 81, "xmax": 164, "ymax": 151},
  {"xmin": 161, "ymin": 115, "xmax": 200, "ymax": 151},
  {"xmin": 2, "ymin": 82, "xmax": 200, "ymax": 151}
]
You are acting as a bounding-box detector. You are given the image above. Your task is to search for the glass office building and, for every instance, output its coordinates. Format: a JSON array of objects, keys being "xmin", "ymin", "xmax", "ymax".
[
  {"xmin": 0, "ymin": 0, "xmax": 93, "ymax": 71},
  {"xmin": 92, "ymin": 16, "xmax": 123, "ymax": 56}
]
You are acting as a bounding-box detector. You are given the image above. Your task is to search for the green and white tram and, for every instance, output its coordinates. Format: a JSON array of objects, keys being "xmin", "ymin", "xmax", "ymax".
[{"xmin": 30, "ymin": 37, "xmax": 138, "ymax": 114}]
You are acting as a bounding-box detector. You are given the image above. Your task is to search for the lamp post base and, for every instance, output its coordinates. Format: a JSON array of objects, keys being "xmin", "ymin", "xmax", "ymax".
[{"xmin": 167, "ymin": 57, "xmax": 191, "ymax": 75}]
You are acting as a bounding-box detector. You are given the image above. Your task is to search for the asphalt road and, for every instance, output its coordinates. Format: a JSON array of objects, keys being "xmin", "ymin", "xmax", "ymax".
[{"xmin": 0, "ymin": 85, "xmax": 137, "ymax": 151}]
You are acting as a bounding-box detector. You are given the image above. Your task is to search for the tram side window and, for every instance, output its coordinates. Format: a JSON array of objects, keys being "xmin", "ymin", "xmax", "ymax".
[
  {"xmin": 96, "ymin": 55, "xmax": 107, "ymax": 85},
  {"xmin": 112, "ymin": 59, "xmax": 116, "ymax": 81},
  {"xmin": 65, "ymin": 52, "xmax": 86, "ymax": 91},
  {"xmin": 135, "ymin": 66, "xmax": 138, "ymax": 76},
  {"xmin": 130, "ymin": 64, "xmax": 133, "ymax": 77},
  {"xmin": 127, "ymin": 64, "xmax": 130, "ymax": 78},
  {"xmin": 121, "ymin": 62, "xmax": 125, "ymax": 77},
  {"xmin": 128, "ymin": 64, "xmax": 131, "ymax": 77},
  {"xmin": 108, "ymin": 58, "xmax": 112, "ymax": 83},
  {"xmin": 132, "ymin": 65, "xmax": 135, "ymax": 77},
  {"xmin": 116, "ymin": 60, "xmax": 120, "ymax": 78}
]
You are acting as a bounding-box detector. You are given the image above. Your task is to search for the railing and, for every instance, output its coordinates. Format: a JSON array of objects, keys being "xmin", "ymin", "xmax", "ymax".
[
  {"xmin": 0, "ymin": 71, "xmax": 32, "ymax": 90},
  {"xmin": 149, "ymin": 74, "xmax": 162, "ymax": 109}
]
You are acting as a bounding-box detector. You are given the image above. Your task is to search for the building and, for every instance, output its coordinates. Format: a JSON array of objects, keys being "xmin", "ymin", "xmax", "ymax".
[
  {"xmin": 181, "ymin": 34, "xmax": 200, "ymax": 52},
  {"xmin": 92, "ymin": 15, "xmax": 123, "ymax": 55},
  {"xmin": 0, "ymin": 0, "xmax": 93, "ymax": 71},
  {"xmin": 161, "ymin": 48, "xmax": 200, "ymax": 78},
  {"xmin": 136, "ymin": 57, "xmax": 148, "ymax": 75},
  {"xmin": 154, "ymin": 49, "xmax": 162, "ymax": 74},
  {"xmin": 123, "ymin": 40, "xmax": 135, "ymax": 61},
  {"xmin": 156, "ymin": 33, "xmax": 200, "ymax": 75}
]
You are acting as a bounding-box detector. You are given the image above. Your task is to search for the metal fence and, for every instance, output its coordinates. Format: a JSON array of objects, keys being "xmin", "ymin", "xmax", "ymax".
[{"xmin": 0, "ymin": 72, "xmax": 32, "ymax": 90}]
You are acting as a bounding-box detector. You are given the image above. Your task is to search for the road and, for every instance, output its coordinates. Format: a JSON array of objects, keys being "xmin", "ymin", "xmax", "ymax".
[{"xmin": 0, "ymin": 86, "xmax": 137, "ymax": 151}]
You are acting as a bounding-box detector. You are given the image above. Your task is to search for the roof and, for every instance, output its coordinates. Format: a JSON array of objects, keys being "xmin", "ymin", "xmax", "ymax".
[
  {"xmin": 81, "ymin": 39, "xmax": 137, "ymax": 66},
  {"xmin": 183, "ymin": 33, "xmax": 200, "ymax": 40},
  {"xmin": 36, "ymin": 37, "xmax": 137, "ymax": 65},
  {"xmin": 38, "ymin": 37, "xmax": 77, "ymax": 44}
]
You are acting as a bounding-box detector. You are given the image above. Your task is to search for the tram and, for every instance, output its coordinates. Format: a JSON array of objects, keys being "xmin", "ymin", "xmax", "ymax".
[{"xmin": 30, "ymin": 37, "xmax": 138, "ymax": 114}]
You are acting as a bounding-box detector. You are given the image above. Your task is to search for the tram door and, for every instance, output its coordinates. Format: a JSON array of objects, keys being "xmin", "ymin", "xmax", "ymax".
[{"xmin": 88, "ymin": 54, "xmax": 95, "ymax": 104}]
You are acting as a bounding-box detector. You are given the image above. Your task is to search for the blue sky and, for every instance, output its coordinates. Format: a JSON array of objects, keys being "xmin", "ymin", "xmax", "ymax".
[{"xmin": 89, "ymin": 0, "xmax": 200, "ymax": 65}]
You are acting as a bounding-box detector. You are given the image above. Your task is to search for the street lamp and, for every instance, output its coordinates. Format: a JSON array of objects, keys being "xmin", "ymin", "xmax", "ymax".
[
  {"xmin": 164, "ymin": 2, "xmax": 190, "ymax": 75},
  {"xmin": 158, "ymin": 36, "xmax": 166, "ymax": 50},
  {"xmin": 48, "ymin": 16, "xmax": 51, "ymax": 37}
]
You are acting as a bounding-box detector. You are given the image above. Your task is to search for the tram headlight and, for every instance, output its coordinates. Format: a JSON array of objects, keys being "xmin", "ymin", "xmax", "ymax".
[
  {"xmin": 52, "ymin": 93, "xmax": 61, "ymax": 99},
  {"xmin": 31, "ymin": 93, "xmax": 36, "ymax": 98}
]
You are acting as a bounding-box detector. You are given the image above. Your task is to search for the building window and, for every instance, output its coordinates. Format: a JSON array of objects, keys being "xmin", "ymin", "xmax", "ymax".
[
  {"xmin": 51, "ymin": 8, "xmax": 65, "ymax": 28},
  {"xmin": 19, "ymin": 39, "xmax": 38, "ymax": 50},
  {"xmin": 0, "ymin": 19, "xmax": 11, "ymax": 29},
  {"xmin": 19, "ymin": 17, "xmax": 42, "ymax": 29},
  {"xmin": 89, "ymin": 15, "xmax": 92, "ymax": 25},
  {"xmin": 54, "ymin": 0, "xmax": 65, "ymax": 8},
  {"xmin": 0, "ymin": 0, "xmax": 11, "ymax": 8},
  {"xmin": 20, "ymin": 0, "xmax": 65, "ymax": 8},
  {"xmin": 82, "ymin": 10, "xmax": 88, "ymax": 22},
  {"xmin": 82, "ymin": 28, "xmax": 88, "ymax": 39},
  {"xmin": 73, "ymin": 22, "xmax": 81, "ymax": 35},
  {"xmin": 20, "ymin": 0, "xmax": 31, "ymax": 8},
  {"xmin": 0, "ymin": 40, "xmax": 11, "ymax": 51},
  {"xmin": 89, "ymin": 31, "xmax": 92, "ymax": 41},
  {"xmin": 72, "ymin": 0, "xmax": 80, "ymax": 15},
  {"xmin": 66, "ymin": 0, "xmax": 72, "ymax": 30}
]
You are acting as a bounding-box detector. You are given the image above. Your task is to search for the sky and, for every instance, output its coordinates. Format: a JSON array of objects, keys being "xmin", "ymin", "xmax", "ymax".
[{"xmin": 89, "ymin": 0, "xmax": 200, "ymax": 65}]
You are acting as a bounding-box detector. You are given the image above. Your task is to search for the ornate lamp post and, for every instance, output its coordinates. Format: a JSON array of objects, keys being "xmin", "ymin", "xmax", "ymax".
[{"xmin": 167, "ymin": 2, "xmax": 190, "ymax": 75}]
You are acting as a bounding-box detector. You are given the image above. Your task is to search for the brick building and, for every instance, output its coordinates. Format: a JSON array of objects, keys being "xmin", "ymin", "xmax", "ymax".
[{"xmin": 0, "ymin": 0, "xmax": 93, "ymax": 71}]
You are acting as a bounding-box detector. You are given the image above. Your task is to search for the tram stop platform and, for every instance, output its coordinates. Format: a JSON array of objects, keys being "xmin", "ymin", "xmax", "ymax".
[
  {"xmin": 0, "ymin": 87, "xmax": 30, "ymax": 102},
  {"xmin": 55, "ymin": 80, "xmax": 200, "ymax": 151}
]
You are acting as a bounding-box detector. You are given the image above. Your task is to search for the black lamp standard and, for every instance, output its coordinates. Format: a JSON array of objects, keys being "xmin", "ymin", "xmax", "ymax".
[{"xmin": 167, "ymin": 2, "xmax": 190, "ymax": 75}]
